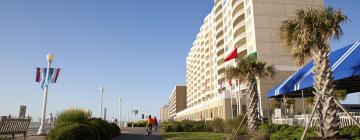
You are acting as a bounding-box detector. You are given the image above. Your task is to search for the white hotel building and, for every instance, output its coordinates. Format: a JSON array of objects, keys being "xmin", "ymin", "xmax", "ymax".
[{"xmin": 176, "ymin": 0, "xmax": 323, "ymax": 121}]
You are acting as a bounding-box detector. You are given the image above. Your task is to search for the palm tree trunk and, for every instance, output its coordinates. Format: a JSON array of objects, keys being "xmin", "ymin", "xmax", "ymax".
[
  {"xmin": 312, "ymin": 47, "xmax": 339, "ymax": 138},
  {"xmin": 245, "ymin": 77, "xmax": 260, "ymax": 132}
]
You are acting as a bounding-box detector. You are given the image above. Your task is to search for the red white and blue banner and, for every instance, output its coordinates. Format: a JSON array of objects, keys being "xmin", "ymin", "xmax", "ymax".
[{"xmin": 36, "ymin": 68, "xmax": 60, "ymax": 89}]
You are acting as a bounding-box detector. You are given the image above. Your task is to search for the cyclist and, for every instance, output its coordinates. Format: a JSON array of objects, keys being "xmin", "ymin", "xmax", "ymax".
[
  {"xmin": 146, "ymin": 115, "xmax": 153, "ymax": 136},
  {"xmin": 153, "ymin": 116, "xmax": 158, "ymax": 131}
]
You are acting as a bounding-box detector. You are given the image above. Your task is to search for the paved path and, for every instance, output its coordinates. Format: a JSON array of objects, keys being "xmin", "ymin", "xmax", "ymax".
[{"xmin": 112, "ymin": 127, "xmax": 161, "ymax": 140}]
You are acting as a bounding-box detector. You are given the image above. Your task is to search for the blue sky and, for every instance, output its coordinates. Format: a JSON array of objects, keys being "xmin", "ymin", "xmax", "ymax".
[{"xmin": 0, "ymin": 0, "xmax": 359, "ymax": 121}]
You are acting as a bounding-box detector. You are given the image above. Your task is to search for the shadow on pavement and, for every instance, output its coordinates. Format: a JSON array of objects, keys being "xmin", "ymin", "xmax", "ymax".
[{"xmin": 112, "ymin": 133, "xmax": 161, "ymax": 140}]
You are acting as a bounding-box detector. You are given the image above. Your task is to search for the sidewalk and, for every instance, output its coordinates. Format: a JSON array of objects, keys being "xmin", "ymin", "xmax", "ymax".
[{"xmin": 111, "ymin": 127, "xmax": 161, "ymax": 140}]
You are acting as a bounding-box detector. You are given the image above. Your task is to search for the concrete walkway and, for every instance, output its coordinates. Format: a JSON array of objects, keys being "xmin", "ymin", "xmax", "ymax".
[{"xmin": 112, "ymin": 127, "xmax": 161, "ymax": 140}]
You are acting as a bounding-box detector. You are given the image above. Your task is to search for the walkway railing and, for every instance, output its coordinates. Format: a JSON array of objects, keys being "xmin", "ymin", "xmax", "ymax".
[{"xmin": 272, "ymin": 112, "xmax": 360, "ymax": 128}]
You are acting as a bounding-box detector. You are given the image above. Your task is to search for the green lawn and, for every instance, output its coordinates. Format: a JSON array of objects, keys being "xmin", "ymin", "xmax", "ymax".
[{"xmin": 162, "ymin": 132, "xmax": 227, "ymax": 140}]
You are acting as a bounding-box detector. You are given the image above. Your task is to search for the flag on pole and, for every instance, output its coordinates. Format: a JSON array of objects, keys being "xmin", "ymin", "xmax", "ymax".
[
  {"xmin": 224, "ymin": 48, "xmax": 238, "ymax": 62},
  {"xmin": 228, "ymin": 79, "xmax": 232, "ymax": 86},
  {"xmin": 36, "ymin": 68, "xmax": 61, "ymax": 89}
]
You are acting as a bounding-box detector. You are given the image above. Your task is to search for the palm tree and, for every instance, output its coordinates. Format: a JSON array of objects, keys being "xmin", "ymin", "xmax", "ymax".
[
  {"xmin": 280, "ymin": 7, "xmax": 348, "ymax": 138},
  {"xmin": 225, "ymin": 55, "xmax": 274, "ymax": 132}
]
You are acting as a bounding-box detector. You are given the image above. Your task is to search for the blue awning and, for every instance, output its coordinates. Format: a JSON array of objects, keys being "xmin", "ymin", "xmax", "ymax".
[{"xmin": 267, "ymin": 41, "xmax": 360, "ymax": 98}]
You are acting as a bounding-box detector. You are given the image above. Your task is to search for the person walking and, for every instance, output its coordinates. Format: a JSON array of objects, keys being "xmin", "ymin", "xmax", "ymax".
[
  {"xmin": 48, "ymin": 113, "xmax": 54, "ymax": 126},
  {"xmin": 146, "ymin": 115, "xmax": 153, "ymax": 136},
  {"xmin": 153, "ymin": 116, "xmax": 158, "ymax": 132}
]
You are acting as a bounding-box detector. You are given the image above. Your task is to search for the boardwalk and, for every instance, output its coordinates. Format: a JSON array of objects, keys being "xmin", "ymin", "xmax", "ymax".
[{"xmin": 112, "ymin": 127, "xmax": 161, "ymax": 140}]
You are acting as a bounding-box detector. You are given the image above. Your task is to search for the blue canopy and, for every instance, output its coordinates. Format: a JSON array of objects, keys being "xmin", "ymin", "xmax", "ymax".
[{"xmin": 267, "ymin": 41, "xmax": 360, "ymax": 98}]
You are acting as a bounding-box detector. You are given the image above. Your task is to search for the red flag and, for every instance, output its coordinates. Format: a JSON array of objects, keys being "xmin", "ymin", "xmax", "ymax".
[
  {"xmin": 228, "ymin": 79, "xmax": 232, "ymax": 86},
  {"xmin": 224, "ymin": 48, "xmax": 237, "ymax": 62}
]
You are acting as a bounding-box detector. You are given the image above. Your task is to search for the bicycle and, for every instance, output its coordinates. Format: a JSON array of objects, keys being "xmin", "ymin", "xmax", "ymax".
[{"xmin": 146, "ymin": 125, "xmax": 152, "ymax": 136}]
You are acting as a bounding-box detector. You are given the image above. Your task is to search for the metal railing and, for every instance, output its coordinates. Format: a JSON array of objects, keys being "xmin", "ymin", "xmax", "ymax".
[{"xmin": 272, "ymin": 113, "xmax": 360, "ymax": 128}]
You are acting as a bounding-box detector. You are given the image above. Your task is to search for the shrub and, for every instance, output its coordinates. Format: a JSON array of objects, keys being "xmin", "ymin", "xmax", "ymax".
[
  {"xmin": 339, "ymin": 125, "xmax": 360, "ymax": 139},
  {"xmin": 250, "ymin": 129, "xmax": 270, "ymax": 140},
  {"xmin": 56, "ymin": 108, "xmax": 91, "ymax": 125},
  {"xmin": 87, "ymin": 118, "xmax": 112, "ymax": 140},
  {"xmin": 0, "ymin": 137, "xmax": 12, "ymax": 140},
  {"xmin": 135, "ymin": 120, "xmax": 147, "ymax": 127},
  {"xmin": 210, "ymin": 118, "xmax": 224, "ymax": 132},
  {"xmin": 109, "ymin": 123, "xmax": 121, "ymax": 137},
  {"xmin": 224, "ymin": 114, "xmax": 246, "ymax": 133},
  {"xmin": 127, "ymin": 120, "xmax": 147, "ymax": 127},
  {"xmin": 161, "ymin": 121, "xmax": 173, "ymax": 132},
  {"xmin": 258, "ymin": 124, "xmax": 316, "ymax": 140},
  {"xmin": 161, "ymin": 120, "xmax": 212, "ymax": 132},
  {"xmin": 47, "ymin": 123, "xmax": 100, "ymax": 140}
]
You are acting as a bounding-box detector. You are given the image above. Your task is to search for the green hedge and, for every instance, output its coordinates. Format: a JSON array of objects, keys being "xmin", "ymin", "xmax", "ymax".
[
  {"xmin": 127, "ymin": 120, "xmax": 147, "ymax": 127},
  {"xmin": 257, "ymin": 124, "xmax": 317, "ymax": 140},
  {"xmin": 47, "ymin": 108, "xmax": 120, "ymax": 140},
  {"xmin": 56, "ymin": 108, "xmax": 91, "ymax": 125},
  {"xmin": 87, "ymin": 118, "xmax": 113, "ymax": 140},
  {"xmin": 47, "ymin": 123, "xmax": 100, "ymax": 140},
  {"xmin": 161, "ymin": 120, "xmax": 212, "ymax": 132},
  {"xmin": 339, "ymin": 125, "xmax": 360, "ymax": 140}
]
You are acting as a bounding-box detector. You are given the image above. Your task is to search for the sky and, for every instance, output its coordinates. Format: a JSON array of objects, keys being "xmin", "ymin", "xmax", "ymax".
[{"xmin": 0, "ymin": 0, "xmax": 359, "ymax": 121}]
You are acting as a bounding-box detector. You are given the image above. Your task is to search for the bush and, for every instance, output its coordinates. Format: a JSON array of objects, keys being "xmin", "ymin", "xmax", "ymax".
[
  {"xmin": 0, "ymin": 137, "xmax": 12, "ymax": 140},
  {"xmin": 47, "ymin": 123, "xmax": 100, "ymax": 140},
  {"xmin": 258, "ymin": 123, "xmax": 317, "ymax": 140},
  {"xmin": 224, "ymin": 114, "xmax": 246, "ymax": 133},
  {"xmin": 127, "ymin": 120, "xmax": 147, "ymax": 127},
  {"xmin": 47, "ymin": 108, "xmax": 120, "ymax": 140},
  {"xmin": 161, "ymin": 120, "xmax": 212, "ymax": 132},
  {"xmin": 109, "ymin": 123, "xmax": 121, "ymax": 136},
  {"xmin": 339, "ymin": 125, "xmax": 360, "ymax": 139},
  {"xmin": 210, "ymin": 118, "xmax": 224, "ymax": 132},
  {"xmin": 56, "ymin": 108, "xmax": 92, "ymax": 125},
  {"xmin": 87, "ymin": 118, "xmax": 113, "ymax": 140}
]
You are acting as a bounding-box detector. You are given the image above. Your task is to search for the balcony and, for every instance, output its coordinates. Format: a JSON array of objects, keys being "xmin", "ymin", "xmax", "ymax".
[
  {"xmin": 216, "ymin": 39, "xmax": 224, "ymax": 48},
  {"xmin": 217, "ymin": 49, "xmax": 224, "ymax": 56},
  {"xmin": 233, "ymin": 13, "xmax": 245, "ymax": 28},
  {"xmin": 216, "ymin": 19, "xmax": 223, "ymax": 31},
  {"xmin": 234, "ymin": 32, "xmax": 246, "ymax": 46},
  {"xmin": 232, "ymin": 1, "xmax": 244, "ymax": 17},
  {"xmin": 233, "ymin": 24, "xmax": 246, "ymax": 38},
  {"xmin": 216, "ymin": 34, "xmax": 224, "ymax": 46},
  {"xmin": 215, "ymin": 11, "xmax": 223, "ymax": 22},
  {"xmin": 215, "ymin": 3, "xmax": 222, "ymax": 13},
  {"xmin": 234, "ymin": 37, "xmax": 247, "ymax": 49},
  {"xmin": 217, "ymin": 67, "xmax": 225, "ymax": 75}
]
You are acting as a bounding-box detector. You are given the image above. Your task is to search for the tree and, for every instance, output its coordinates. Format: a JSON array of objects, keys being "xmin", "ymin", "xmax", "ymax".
[
  {"xmin": 225, "ymin": 55, "xmax": 274, "ymax": 133},
  {"xmin": 280, "ymin": 7, "xmax": 348, "ymax": 138}
]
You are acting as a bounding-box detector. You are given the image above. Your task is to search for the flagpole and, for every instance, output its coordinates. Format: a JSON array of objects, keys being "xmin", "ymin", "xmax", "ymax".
[
  {"xmin": 238, "ymin": 80, "xmax": 241, "ymax": 115},
  {"xmin": 230, "ymin": 81, "xmax": 234, "ymax": 119},
  {"xmin": 100, "ymin": 86, "xmax": 104, "ymax": 119},
  {"xmin": 37, "ymin": 53, "xmax": 54, "ymax": 135},
  {"xmin": 118, "ymin": 97, "xmax": 122, "ymax": 127}
]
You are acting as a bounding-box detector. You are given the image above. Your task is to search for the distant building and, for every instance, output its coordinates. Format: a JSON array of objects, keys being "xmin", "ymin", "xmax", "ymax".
[
  {"xmin": 168, "ymin": 86, "xmax": 187, "ymax": 121},
  {"xmin": 176, "ymin": 0, "xmax": 323, "ymax": 121},
  {"xmin": 160, "ymin": 105, "xmax": 169, "ymax": 122}
]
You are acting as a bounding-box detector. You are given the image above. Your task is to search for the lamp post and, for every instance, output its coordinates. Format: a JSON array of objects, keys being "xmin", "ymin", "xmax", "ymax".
[
  {"xmin": 125, "ymin": 102, "xmax": 130, "ymax": 127},
  {"xmin": 100, "ymin": 86, "xmax": 104, "ymax": 119},
  {"xmin": 118, "ymin": 97, "xmax": 122, "ymax": 127},
  {"xmin": 37, "ymin": 53, "xmax": 54, "ymax": 135}
]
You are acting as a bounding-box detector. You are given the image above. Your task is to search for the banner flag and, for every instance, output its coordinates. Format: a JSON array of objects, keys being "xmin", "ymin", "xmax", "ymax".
[
  {"xmin": 36, "ymin": 67, "xmax": 61, "ymax": 89},
  {"xmin": 224, "ymin": 48, "xmax": 238, "ymax": 62}
]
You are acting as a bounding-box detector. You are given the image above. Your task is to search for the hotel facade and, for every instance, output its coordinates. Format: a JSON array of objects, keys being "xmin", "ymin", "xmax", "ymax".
[
  {"xmin": 176, "ymin": 0, "xmax": 323, "ymax": 121},
  {"xmin": 168, "ymin": 86, "xmax": 187, "ymax": 121}
]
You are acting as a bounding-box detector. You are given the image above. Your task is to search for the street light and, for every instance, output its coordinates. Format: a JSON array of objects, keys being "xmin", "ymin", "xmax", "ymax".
[
  {"xmin": 125, "ymin": 102, "xmax": 130, "ymax": 127},
  {"xmin": 37, "ymin": 53, "xmax": 54, "ymax": 135},
  {"xmin": 118, "ymin": 97, "xmax": 122, "ymax": 127},
  {"xmin": 100, "ymin": 86, "xmax": 104, "ymax": 119}
]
